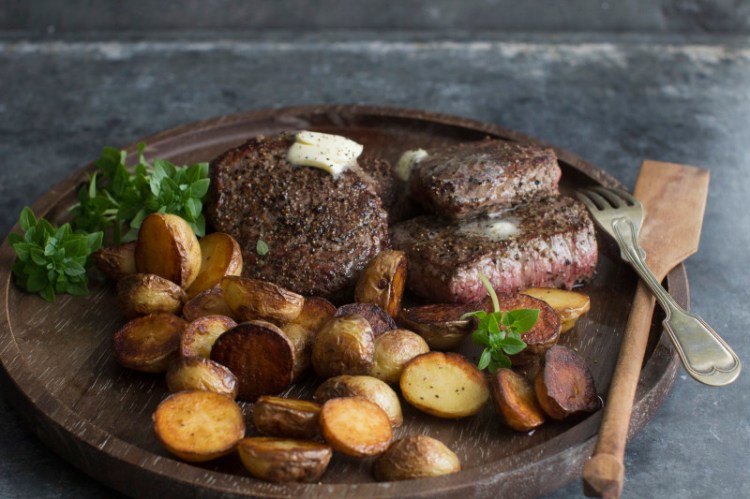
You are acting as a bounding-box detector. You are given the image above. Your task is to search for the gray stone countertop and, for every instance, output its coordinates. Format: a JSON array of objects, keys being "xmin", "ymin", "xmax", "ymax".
[{"xmin": 0, "ymin": 31, "xmax": 748, "ymax": 498}]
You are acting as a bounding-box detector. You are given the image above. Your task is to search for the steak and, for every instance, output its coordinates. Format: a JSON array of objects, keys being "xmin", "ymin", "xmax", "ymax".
[
  {"xmin": 409, "ymin": 140, "xmax": 561, "ymax": 220},
  {"xmin": 206, "ymin": 134, "xmax": 389, "ymax": 301},
  {"xmin": 391, "ymin": 196, "xmax": 597, "ymax": 303}
]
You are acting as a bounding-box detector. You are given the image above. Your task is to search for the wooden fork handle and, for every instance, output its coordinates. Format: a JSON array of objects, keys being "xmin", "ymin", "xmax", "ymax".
[{"xmin": 582, "ymin": 281, "xmax": 655, "ymax": 498}]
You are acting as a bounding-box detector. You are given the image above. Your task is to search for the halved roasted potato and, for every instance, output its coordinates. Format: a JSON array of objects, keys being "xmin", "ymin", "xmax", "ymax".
[
  {"xmin": 166, "ymin": 356, "xmax": 238, "ymax": 398},
  {"xmin": 113, "ymin": 313, "xmax": 187, "ymax": 373},
  {"xmin": 535, "ymin": 345, "xmax": 600, "ymax": 420},
  {"xmin": 335, "ymin": 303, "xmax": 396, "ymax": 336},
  {"xmin": 153, "ymin": 390, "xmax": 245, "ymax": 462},
  {"xmin": 522, "ymin": 287, "xmax": 591, "ymax": 333},
  {"xmin": 185, "ymin": 232, "xmax": 243, "ymax": 298},
  {"xmin": 397, "ymin": 303, "xmax": 475, "ymax": 350},
  {"xmin": 182, "ymin": 287, "xmax": 235, "ymax": 322},
  {"xmin": 221, "ymin": 276, "xmax": 304, "ymax": 324},
  {"xmin": 237, "ymin": 437, "xmax": 332, "ymax": 483},
  {"xmin": 292, "ymin": 296, "xmax": 336, "ymax": 333},
  {"xmin": 400, "ymin": 352, "xmax": 489, "ymax": 418},
  {"xmin": 180, "ymin": 314, "xmax": 237, "ymax": 359},
  {"xmin": 374, "ymin": 435, "xmax": 461, "ymax": 481},
  {"xmin": 135, "ymin": 213, "xmax": 202, "ymax": 289},
  {"xmin": 311, "ymin": 314, "xmax": 375, "ymax": 379},
  {"xmin": 354, "ymin": 250, "xmax": 407, "ymax": 317},
  {"xmin": 319, "ymin": 397, "xmax": 393, "ymax": 457},
  {"xmin": 280, "ymin": 323, "xmax": 315, "ymax": 379},
  {"xmin": 370, "ymin": 329, "xmax": 430, "ymax": 384},
  {"xmin": 314, "ymin": 375, "xmax": 403, "ymax": 427},
  {"xmin": 93, "ymin": 242, "xmax": 136, "ymax": 281},
  {"xmin": 252, "ymin": 396, "xmax": 321, "ymax": 440},
  {"xmin": 117, "ymin": 273, "xmax": 187, "ymax": 318},
  {"xmin": 210, "ymin": 321, "xmax": 295, "ymax": 402},
  {"xmin": 491, "ymin": 368, "xmax": 545, "ymax": 431}
]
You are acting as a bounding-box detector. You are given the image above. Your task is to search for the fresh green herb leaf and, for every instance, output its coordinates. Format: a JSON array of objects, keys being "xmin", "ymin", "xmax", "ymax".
[
  {"xmin": 504, "ymin": 308, "xmax": 540, "ymax": 333},
  {"xmin": 256, "ymin": 239, "xmax": 269, "ymax": 256}
]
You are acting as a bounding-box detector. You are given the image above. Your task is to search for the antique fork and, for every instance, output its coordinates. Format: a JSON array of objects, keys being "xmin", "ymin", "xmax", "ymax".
[{"xmin": 576, "ymin": 186, "xmax": 740, "ymax": 386}]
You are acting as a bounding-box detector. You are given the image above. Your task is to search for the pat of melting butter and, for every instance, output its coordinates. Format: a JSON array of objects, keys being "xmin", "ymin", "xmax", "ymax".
[
  {"xmin": 287, "ymin": 130, "xmax": 364, "ymax": 176},
  {"xmin": 394, "ymin": 149, "xmax": 428, "ymax": 181},
  {"xmin": 460, "ymin": 218, "xmax": 520, "ymax": 241}
]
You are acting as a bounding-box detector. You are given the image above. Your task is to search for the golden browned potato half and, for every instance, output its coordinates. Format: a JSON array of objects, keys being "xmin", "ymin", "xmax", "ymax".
[
  {"xmin": 397, "ymin": 303, "xmax": 475, "ymax": 350},
  {"xmin": 491, "ymin": 368, "xmax": 545, "ymax": 431},
  {"xmin": 335, "ymin": 303, "xmax": 397, "ymax": 336},
  {"xmin": 292, "ymin": 296, "xmax": 336, "ymax": 333},
  {"xmin": 93, "ymin": 241, "xmax": 136, "ymax": 281},
  {"xmin": 237, "ymin": 437, "xmax": 332, "ymax": 483},
  {"xmin": 113, "ymin": 313, "xmax": 187, "ymax": 373},
  {"xmin": 311, "ymin": 314, "xmax": 375, "ymax": 379},
  {"xmin": 182, "ymin": 287, "xmax": 235, "ymax": 322},
  {"xmin": 374, "ymin": 435, "xmax": 461, "ymax": 481},
  {"xmin": 370, "ymin": 329, "xmax": 430, "ymax": 384},
  {"xmin": 535, "ymin": 345, "xmax": 600, "ymax": 420},
  {"xmin": 400, "ymin": 352, "xmax": 489, "ymax": 418},
  {"xmin": 354, "ymin": 249, "xmax": 407, "ymax": 317},
  {"xmin": 314, "ymin": 375, "xmax": 403, "ymax": 427},
  {"xmin": 153, "ymin": 390, "xmax": 245, "ymax": 462},
  {"xmin": 521, "ymin": 287, "xmax": 591, "ymax": 333},
  {"xmin": 252, "ymin": 396, "xmax": 321, "ymax": 440},
  {"xmin": 185, "ymin": 232, "xmax": 243, "ymax": 298},
  {"xmin": 221, "ymin": 276, "xmax": 304, "ymax": 324},
  {"xmin": 117, "ymin": 273, "xmax": 187, "ymax": 318},
  {"xmin": 180, "ymin": 314, "xmax": 237, "ymax": 359},
  {"xmin": 166, "ymin": 356, "xmax": 238, "ymax": 398},
  {"xmin": 319, "ymin": 398, "xmax": 393, "ymax": 457},
  {"xmin": 135, "ymin": 213, "xmax": 202, "ymax": 289},
  {"xmin": 280, "ymin": 323, "xmax": 315, "ymax": 379},
  {"xmin": 210, "ymin": 321, "xmax": 295, "ymax": 402}
]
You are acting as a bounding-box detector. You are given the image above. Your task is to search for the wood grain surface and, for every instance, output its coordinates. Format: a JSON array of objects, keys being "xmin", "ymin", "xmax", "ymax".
[{"xmin": 0, "ymin": 106, "xmax": 684, "ymax": 498}]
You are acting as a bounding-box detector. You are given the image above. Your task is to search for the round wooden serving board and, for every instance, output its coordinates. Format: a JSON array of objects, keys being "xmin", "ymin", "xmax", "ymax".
[{"xmin": 0, "ymin": 106, "xmax": 683, "ymax": 498}]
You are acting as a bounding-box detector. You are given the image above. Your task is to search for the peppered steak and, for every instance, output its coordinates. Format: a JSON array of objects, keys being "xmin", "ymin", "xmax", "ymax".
[
  {"xmin": 206, "ymin": 134, "xmax": 389, "ymax": 300},
  {"xmin": 391, "ymin": 196, "xmax": 597, "ymax": 303},
  {"xmin": 409, "ymin": 140, "xmax": 561, "ymax": 220}
]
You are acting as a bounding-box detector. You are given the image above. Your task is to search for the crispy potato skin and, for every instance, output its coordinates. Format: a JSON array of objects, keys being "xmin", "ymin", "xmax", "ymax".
[
  {"xmin": 521, "ymin": 287, "xmax": 591, "ymax": 334},
  {"xmin": 370, "ymin": 329, "xmax": 430, "ymax": 384},
  {"xmin": 153, "ymin": 390, "xmax": 245, "ymax": 462},
  {"xmin": 491, "ymin": 368, "xmax": 545, "ymax": 431},
  {"xmin": 397, "ymin": 303, "xmax": 475, "ymax": 350},
  {"xmin": 311, "ymin": 314, "xmax": 375, "ymax": 379},
  {"xmin": 182, "ymin": 287, "xmax": 234, "ymax": 322},
  {"xmin": 166, "ymin": 356, "xmax": 238, "ymax": 398},
  {"xmin": 374, "ymin": 435, "xmax": 461, "ymax": 481},
  {"xmin": 94, "ymin": 242, "xmax": 137, "ymax": 281},
  {"xmin": 117, "ymin": 273, "xmax": 187, "ymax": 318},
  {"xmin": 535, "ymin": 345, "xmax": 600, "ymax": 420},
  {"xmin": 237, "ymin": 437, "xmax": 332, "ymax": 483},
  {"xmin": 319, "ymin": 398, "xmax": 393, "ymax": 457},
  {"xmin": 314, "ymin": 375, "xmax": 403, "ymax": 427},
  {"xmin": 135, "ymin": 213, "xmax": 202, "ymax": 289},
  {"xmin": 186, "ymin": 232, "xmax": 243, "ymax": 298},
  {"xmin": 335, "ymin": 303, "xmax": 397, "ymax": 336},
  {"xmin": 180, "ymin": 314, "xmax": 237, "ymax": 359},
  {"xmin": 252, "ymin": 396, "xmax": 321, "ymax": 440},
  {"xmin": 113, "ymin": 313, "xmax": 187, "ymax": 373},
  {"xmin": 354, "ymin": 250, "xmax": 407, "ymax": 317},
  {"xmin": 292, "ymin": 296, "xmax": 336, "ymax": 333},
  {"xmin": 221, "ymin": 276, "xmax": 304, "ymax": 324}
]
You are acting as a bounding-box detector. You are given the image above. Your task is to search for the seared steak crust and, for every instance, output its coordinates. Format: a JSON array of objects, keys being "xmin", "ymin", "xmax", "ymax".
[
  {"xmin": 391, "ymin": 196, "xmax": 597, "ymax": 303},
  {"xmin": 410, "ymin": 140, "xmax": 561, "ymax": 220},
  {"xmin": 206, "ymin": 134, "xmax": 389, "ymax": 300}
]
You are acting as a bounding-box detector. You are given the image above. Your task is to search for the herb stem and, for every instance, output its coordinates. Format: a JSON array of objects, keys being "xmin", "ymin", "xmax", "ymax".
[{"xmin": 478, "ymin": 272, "xmax": 500, "ymax": 313}]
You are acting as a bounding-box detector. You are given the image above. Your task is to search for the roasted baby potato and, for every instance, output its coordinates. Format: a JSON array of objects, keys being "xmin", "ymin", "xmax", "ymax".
[
  {"xmin": 319, "ymin": 397, "xmax": 393, "ymax": 457},
  {"xmin": 369, "ymin": 329, "xmax": 430, "ymax": 384},
  {"xmin": 314, "ymin": 375, "xmax": 403, "ymax": 427},
  {"xmin": 210, "ymin": 321, "xmax": 296, "ymax": 402},
  {"xmin": 535, "ymin": 345, "xmax": 600, "ymax": 420},
  {"xmin": 221, "ymin": 276, "xmax": 304, "ymax": 324},
  {"xmin": 292, "ymin": 296, "xmax": 336, "ymax": 333},
  {"xmin": 491, "ymin": 368, "xmax": 545, "ymax": 432},
  {"xmin": 400, "ymin": 352, "xmax": 489, "ymax": 418},
  {"xmin": 335, "ymin": 303, "xmax": 397, "ymax": 336},
  {"xmin": 135, "ymin": 213, "xmax": 202, "ymax": 289},
  {"xmin": 117, "ymin": 273, "xmax": 187, "ymax": 318},
  {"xmin": 280, "ymin": 323, "xmax": 315, "ymax": 379},
  {"xmin": 166, "ymin": 356, "xmax": 238, "ymax": 398},
  {"xmin": 374, "ymin": 435, "xmax": 461, "ymax": 481},
  {"xmin": 354, "ymin": 249, "xmax": 407, "ymax": 317},
  {"xmin": 397, "ymin": 303, "xmax": 475, "ymax": 350},
  {"xmin": 113, "ymin": 313, "xmax": 187, "ymax": 373},
  {"xmin": 93, "ymin": 241, "xmax": 136, "ymax": 281},
  {"xmin": 180, "ymin": 314, "xmax": 237, "ymax": 359},
  {"xmin": 185, "ymin": 232, "xmax": 243, "ymax": 298},
  {"xmin": 237, "ymin": 437, "xmax": 332, "ymax": 483},
  {"xmin": 252, "ymin": 396, "xmax": 321, "ymax": 440},
  {"xmin": 311, "ymin": 314, "xmax": 375, "ymax": 379},
  {"xmin": 182, "ymin": 287, "xmax": 235, "ymax": 322},
  {"xmin": 153, "ymin": 390, "xmax": 245, "ymax": 462},
  {"xmin": 522, "ymin": 287, "xmax": 591, "ymax": 333}
]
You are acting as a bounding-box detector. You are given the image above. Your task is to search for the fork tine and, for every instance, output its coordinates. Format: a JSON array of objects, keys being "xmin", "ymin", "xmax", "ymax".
[
  {"xmin": 579, "ymin": 189, "xmax": 612, "ymax": 210},
  {"xmin": 609, "ymin": 187, "xmax": 639, "ymax": 206},
  {"xmin": 590, "ymin": 186, "xmax": 629, "ymax": 208},
  {"xmin": 575, "ymin": 190, "xmax": 601, "ymax": 212}
]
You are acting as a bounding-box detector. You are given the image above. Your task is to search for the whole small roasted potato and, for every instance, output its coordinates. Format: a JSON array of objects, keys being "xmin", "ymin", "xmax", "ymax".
[
  {"xmin": 180, "ymin": 314, "xmax": 237, "ymax": 359},
  {"xmin": 237, "ymin": 437, "xmax": 332, "ymax": 483},
  {"xmin": 374, "ymin": 435, "xmax": 461, "ymax": 481},
  {"xmin": 93, "ymin": 242, "xmax": 137, "ymax": 281},
  {"xmin": 113, "ymin": 313, "xmax": 187, "ymax": 373},
  {"xmin": 252, "ymin": 396, "xmax": 321, "ymax": 440},
  {"xmin": 166, "ymin": 356, "xmax": 238, "ymax": 398},
  {"xmin": 370, "ymin": 329, "xmax": 429, "ymax": 384},
  {"xmin": 135, "ymin": 213, "xmax": 202, "ymax": 289},
  {"xmin": 314, "ymin": 375, "xmax": 403, "ymax": 427},
  {"xmin": 354, "ymin": 250, "xmax": 407, "ymax": 317},
  {"xmin": 117, "ymin": 273, "xmax": 187, "ymax": 318},
  {"xmin": 186, "ymin": 232, "xmax": 243, "ymax": 298},
  {"xmin": 311, "ymin": 314, "xmax": 375, "ymax": 379},
  {"xmin": 221, "ymin": 276, "xmax": 304, "ymax": 324},
  {"xmin": 182, "ymin": 287, "xmax": 235, "ymax": 322},
  {"xmin": 397, "ymin": 303, "xmax": 475, "ymax": 350}
]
